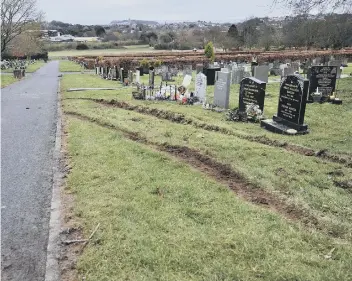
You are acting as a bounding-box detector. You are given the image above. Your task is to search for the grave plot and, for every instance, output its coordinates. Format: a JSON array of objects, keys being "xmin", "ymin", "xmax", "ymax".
[{"xmin": 227, "ymin": 77, "xmax": 266, "ymax": 122}]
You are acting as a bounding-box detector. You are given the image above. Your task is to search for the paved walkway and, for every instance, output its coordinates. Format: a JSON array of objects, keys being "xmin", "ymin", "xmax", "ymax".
[{"xmin": 1, "ymin": 61, "xmax": 59, "ymax": 281}]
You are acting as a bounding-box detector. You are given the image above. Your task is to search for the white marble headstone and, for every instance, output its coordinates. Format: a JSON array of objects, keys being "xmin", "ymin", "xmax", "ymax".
[
  {"xmin": 182, "ymin": 74, "xmax": 192, "ymax": 87},
  {"xmin": 195, "ymin": 73, "xmax": 207, "ymax": 102},
  {"xmin": 135, "ymin": 70, "xmax": 140, "ymax": 83}
]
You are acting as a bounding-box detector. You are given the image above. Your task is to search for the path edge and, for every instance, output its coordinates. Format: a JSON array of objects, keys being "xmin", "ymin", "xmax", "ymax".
[{"xmin": 45, "ymin": 75, "xmax": 63, "ymax": 281}]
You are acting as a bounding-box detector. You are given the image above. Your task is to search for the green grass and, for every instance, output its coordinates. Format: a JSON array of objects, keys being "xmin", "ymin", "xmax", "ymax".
[
  {"xmin": 62, "ymin": 71, "xmax": 352, "ymax": 280},
  {"xmin": 59, "ymin": 60, "xmax": 84, "ymax": 72},
  {"xmin": 49, "ymin": 46, "xmax": 156, "ymax": 58},
  {"xmin": 1, "ymin": 74, "xmax": 19, "ymax": 87},
  {"xmin": 62, "ymin": 73, "xmax": 352, "ymax": 155},
  {"xmin": 66, "ymin": 117, "xmax": 352, "ymax": 281}
]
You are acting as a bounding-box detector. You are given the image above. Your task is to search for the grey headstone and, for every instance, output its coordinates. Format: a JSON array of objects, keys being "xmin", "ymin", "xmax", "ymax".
[
  {"xmin": 282, "ymin": 67, "xmax": 294, "ymax": 77},
  {"xmin": 254, "ymin": 65, "xmax": 269, "ymax": 83},
  {"xmin": 213, "ymin": 71, "xmax": 231, "ymax": 109}
]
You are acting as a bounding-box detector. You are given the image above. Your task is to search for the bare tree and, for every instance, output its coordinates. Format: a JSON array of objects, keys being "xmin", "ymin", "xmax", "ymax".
[
  {"xmin": 1, "ymin": 0, "xmax": 42, "ymax": 54},
  {"xmin": 276, "ymin": 0, "xmax": 351, "ymax": 13}
]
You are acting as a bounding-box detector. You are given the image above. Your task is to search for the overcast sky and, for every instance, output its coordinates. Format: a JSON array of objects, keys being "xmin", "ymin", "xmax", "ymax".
[{"xmin": 37, "ymin": 0, "xmax": 292, "ymax": 24}]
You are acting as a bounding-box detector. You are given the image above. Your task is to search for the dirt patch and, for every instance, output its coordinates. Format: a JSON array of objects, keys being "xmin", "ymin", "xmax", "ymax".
[
  {"xmin": 334, "ymin": 180, "xmax": 352, "ymax": 192},
  {"xmin": 58, "ymin": 114, "xmax": 81, "ymax": 281},
  {"xmin": 66, "ymin": 97, "xmax": 352, "ymax": 168},
  {"xmin": 65, "ymin": 111, "xmax": 332, "ymax": 235}
]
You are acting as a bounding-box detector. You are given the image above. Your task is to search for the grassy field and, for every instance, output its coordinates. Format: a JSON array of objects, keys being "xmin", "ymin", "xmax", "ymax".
[
  {"xmin": 1, "ymin": 74, "xmax": 20, "ymax": 88},
  {"xmin": 59, "ymin": 60, "xmax": 84, "ymax": 72},
  {"xmin": 61, "ymin": 73, "xmax": 352, "ymax": 280},
  {"xmin": 49, "ymin": 45, "xmax": 155, "ymax": 58}
]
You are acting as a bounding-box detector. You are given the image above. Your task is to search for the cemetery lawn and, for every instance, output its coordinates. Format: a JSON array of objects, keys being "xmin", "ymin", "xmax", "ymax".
[
  {"xmin": 62, "ymin": 74, "xmax": 352, "ymax": 280},
  {"xmin": 1, "ymin": 74, "xmax": 19, "ymax": 87},
  {"xmin": 49, "ymin": 46, "xmax": 155, "ymax": 58},
  {"xmin": 59, "ymin": 60, "xmax": 84, "ymax": 72}
]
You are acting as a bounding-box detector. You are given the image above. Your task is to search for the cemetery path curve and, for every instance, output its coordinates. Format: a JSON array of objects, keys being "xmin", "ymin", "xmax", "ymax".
[{"xmin": 1, "ymin": 61, "xmax": 59, "ymax": 281}]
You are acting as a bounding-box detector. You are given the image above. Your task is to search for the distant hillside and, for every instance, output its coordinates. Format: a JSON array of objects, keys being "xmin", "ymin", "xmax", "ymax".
[{"xmin": 110, "ymin": 19, "xmax": 159, "ymax": 26}]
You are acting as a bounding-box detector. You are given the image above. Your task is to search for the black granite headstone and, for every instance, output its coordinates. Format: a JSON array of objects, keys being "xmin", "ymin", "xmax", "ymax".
[
  {"xmin": 203, "ymin": 67, "xmax": 221, "ymax": 85},
  {"xmin": 308, "ymin": 66, "xmax": 337, "ymax": 101},
  {"xmin": 261, "ymin": 75, "xmax": 309, "ymax": 135},
  {"xmin": 239, "ymin": 77, "xmax": 266, "ymax": 112}
]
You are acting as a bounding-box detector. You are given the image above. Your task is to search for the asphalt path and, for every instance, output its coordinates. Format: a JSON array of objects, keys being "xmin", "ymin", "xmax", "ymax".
[{"xmin": 1, "ymin": 61, "xmax": 59, "ymax": 281}]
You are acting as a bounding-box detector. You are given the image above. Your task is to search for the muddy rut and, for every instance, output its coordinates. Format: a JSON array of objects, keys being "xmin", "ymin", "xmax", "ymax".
[
  {"xmin": 65, "ymin": 111, "xmax": 349, "ymax": 239},
  {"xmin": 65, "ymin": 97, "xmax": 352, "ymax": 168}
]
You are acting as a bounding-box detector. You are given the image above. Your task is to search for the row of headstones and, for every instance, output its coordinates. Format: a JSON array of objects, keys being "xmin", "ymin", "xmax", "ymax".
[
  {"xmin": 193, "ymin": 64, "xmax": 341, "ymax": 135},
  {"xmin": 95, "ymin": 66, "xmax": 146, "ymax": 84}
]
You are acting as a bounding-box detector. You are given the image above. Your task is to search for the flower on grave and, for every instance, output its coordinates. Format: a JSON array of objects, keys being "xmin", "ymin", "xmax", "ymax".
[{"xmin": 246, "ymin": 104, "xmax": 263, "ymax": 121}]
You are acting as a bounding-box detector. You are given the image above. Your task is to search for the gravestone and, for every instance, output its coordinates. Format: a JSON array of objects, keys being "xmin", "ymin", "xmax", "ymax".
[
  {"xmin": 195, "ymin": 72, "xmax": 207, "ymax": 102},
  {"xmin": 280, "ymin": 64, "xmax": 287, "ymax": 70},
  {"xmin": 203, "ymin": 67, "xmax": 221, "ymax": 85},
  {"xmin": 312, "ymin": 57, "xmax": 321, "ymax": 66},
  {"xmin": 149, "ymin": 70, "xmax": 155, "ymax": 87},
  {"xmin": 291, "ymin": 62, "xmax": 300, "ymax": 73},
  {"xmin": 328, "ymin": 60, "xmax": 342, "ymax": 79},
  {"xmin": 182, "ymin": 75, "xmax": 192, "ymax": 88},
  {"xmin": 282, "ymin": 67, "xmax": 294, "ymax": 77},
  {"xmin": 308, "ymin": 66, "xmax": 337, "ymax": 101},
  {"xmin": 232, "ymin": 67, "xmax": 244, "ymax": 84},
  {"xmin": 261, "ymin": 75, "xmax": 309, "ymax": 135},
  {"xmin": 239, "ymin": 77, "xmax": 266, "ymax": 113},
  {"xmin": 135, "ymin": 70, "xmax": 140, "ymax": 83},
  {"xmin": 213, "ymin": 71, "xmax": 231, "ymax": 108},
  {"xmin": 254, "ymin": 65, "xmax": 269, "ymax": 83},
  {"xmin": 183, "ymin": 65, "xmax": 192, "ymax": 76},
  {"xmin": 119, "ymin": 68, "xmax": 124, "ymax": 83},
  {"xmin": 196, "ymin": 64, "xmax": 203, "ymax": 74},
  {"xmin": 128, "ymin": 70, "xmax": 133, "ymax": 83},
  {"xmin": 110, "ymin": 68, "xmax": 115, "ymax": 80}
]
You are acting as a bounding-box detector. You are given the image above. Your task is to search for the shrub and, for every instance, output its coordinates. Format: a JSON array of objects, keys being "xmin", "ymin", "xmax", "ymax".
[
  {"xmin": 76, "ymin": 43, "xmax": 89, "ymax": 50},
  {"xmin": 204, "ymin": 42, "xmax": 215, "ymax": 62}
]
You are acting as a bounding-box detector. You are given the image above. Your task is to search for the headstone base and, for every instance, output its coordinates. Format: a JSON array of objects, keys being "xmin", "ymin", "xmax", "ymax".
[
  {"xmin": 261, "ymin": 116, "xmax": 309, "ymax": 135},
  {"xmin": 331, "ymin": 99, "xmax": 343, "ymax": 105}
]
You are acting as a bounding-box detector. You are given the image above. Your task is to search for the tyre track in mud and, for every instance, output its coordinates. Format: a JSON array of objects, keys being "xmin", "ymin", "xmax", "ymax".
[
  {"xmin": 65, "ymin": 97, "xmax": 352, "ymax": 168},
  {"xmin": 65, "ymin": 110, "xmax": 348, "ymax": 239}
]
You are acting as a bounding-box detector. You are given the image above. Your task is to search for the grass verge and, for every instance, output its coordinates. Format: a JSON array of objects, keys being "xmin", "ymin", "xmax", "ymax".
[
  {"xmin": 63, "ymin": 116, "xmax": 352, "ymax": 281},
  {"xmin": 1, "ymin": 74, "xmax": 20, "ymax": 87}
]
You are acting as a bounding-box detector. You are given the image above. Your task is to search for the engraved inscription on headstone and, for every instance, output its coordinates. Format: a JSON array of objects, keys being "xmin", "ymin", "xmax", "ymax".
[
  {"xmin": 239, "ymin": 77, "xmax": 266, "ymax": 112},
  {"xmin": 308, "ymin": 66, "xmax": 337, "ymax": 99},
  {"xmin": 261, "ymin": 75, "xmax": 309, "ymax": 134},
  {"xmin": 277, "ymin": 76, "xmax": 308, "ymax": 125}
]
